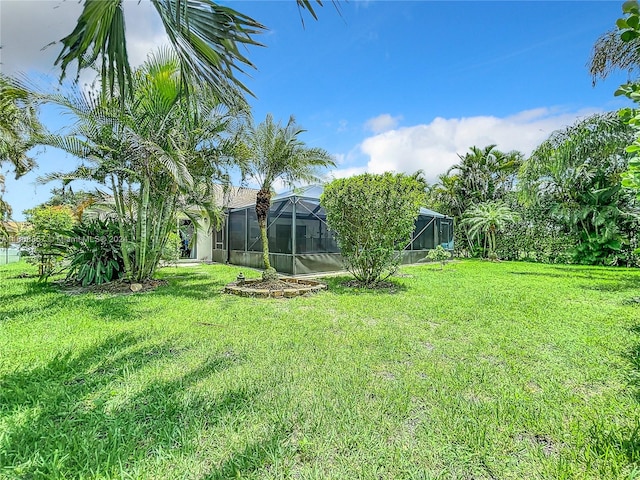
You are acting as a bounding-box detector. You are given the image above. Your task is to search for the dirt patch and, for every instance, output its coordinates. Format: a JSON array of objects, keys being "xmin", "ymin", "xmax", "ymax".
[{"xmin": 60, "ymin": 279, "xmax": 168, "ymax": 296}]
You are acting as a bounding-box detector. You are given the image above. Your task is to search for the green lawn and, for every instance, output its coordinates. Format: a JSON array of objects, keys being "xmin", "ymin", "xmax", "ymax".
[{"xmin": 1, "ymin": 260, "xmax": 640, "ymax": 479}]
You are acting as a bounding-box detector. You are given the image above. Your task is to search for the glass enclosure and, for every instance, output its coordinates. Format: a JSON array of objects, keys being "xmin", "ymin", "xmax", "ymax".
[{"xmin": 212, "ymin": 186, "xmax": 453, "ymax": 274}]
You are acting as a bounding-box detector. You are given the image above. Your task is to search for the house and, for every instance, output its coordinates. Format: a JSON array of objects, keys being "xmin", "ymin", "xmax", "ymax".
[{"xmin": 183, "ymin": 185, "xmax": 454, "ymax": 275}]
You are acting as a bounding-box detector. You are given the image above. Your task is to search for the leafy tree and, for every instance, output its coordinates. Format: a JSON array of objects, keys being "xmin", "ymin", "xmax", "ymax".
[
  {"xmin": 521, "ymin": 112, "xmax": 639, "ymax": 265},
  {"xmin": 56, "ymin": 0, "xmax": 327, "ymax": 102},
  {"xmin": 461, "ymin": 201, "xmax": 519, "ymax": 259},
  {"xmin": 21, "ymin": 205, "xmax": 75, "ymax": 279},
  {"xmin": 42, "ymin": 50, "xmax": 240, "ymax": 281},
  {"xmin": 321, "ymin": 172, "xmax": 425, "ymax": 286},
  {"xmin": 237, "ymin": 114, "xmax": 334, "ymax": 279},
  {"xmin": 0, "ymin": 75, "xmax": 42, "ymax": 238}
]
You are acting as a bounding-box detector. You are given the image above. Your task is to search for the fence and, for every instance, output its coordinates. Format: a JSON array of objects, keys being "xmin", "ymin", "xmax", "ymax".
[{"xmin": 0, "ymin": 246, "xmax": 21, "ymax": 265}]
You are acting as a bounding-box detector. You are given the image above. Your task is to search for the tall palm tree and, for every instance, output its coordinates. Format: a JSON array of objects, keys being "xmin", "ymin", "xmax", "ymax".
[
  {"xmin": 43, "ymin": 50, "xmax": 242, "ymax": 281},
  {"xmin": 238, "ymin": 114, "xmax": 335, "ymax": 279},
  {"xmin": 56, "ymin": 0, "xmax": 328, "ymax": 103},
  {"xmin": 462, "ymin": 201, "xmax": 519, "ymax": 259},
  {"xmin": 0, "ymin": 75, "xmax": 42, "ymax": 238}
]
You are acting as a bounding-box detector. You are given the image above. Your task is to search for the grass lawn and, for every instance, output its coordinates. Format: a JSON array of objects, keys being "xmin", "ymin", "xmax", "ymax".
[{"xmin": 1, "ymin": 260, "xmax": 640, "ymax": 479}]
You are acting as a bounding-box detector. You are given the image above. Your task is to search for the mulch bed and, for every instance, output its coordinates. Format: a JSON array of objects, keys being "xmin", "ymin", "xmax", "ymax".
[{"xmin": 59, "ymin": 279, "xmax": 168, "ymax": 296}]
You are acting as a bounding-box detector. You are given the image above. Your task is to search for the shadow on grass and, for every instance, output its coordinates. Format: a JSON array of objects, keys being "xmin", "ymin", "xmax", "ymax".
[
  {"xmin": 509, "ymin": 266, "xmax": 640, "ymax": 294},
  {"xmin": 0, "ymin": 332, "xmax": 256, "ymax": 478},
  {"xmin": 585, "ymin": 324, "xmax": 640, "ymax": 468},
  {"xmin": 203, "ymin": 429, "xmax": 291, "ymax": 480}
]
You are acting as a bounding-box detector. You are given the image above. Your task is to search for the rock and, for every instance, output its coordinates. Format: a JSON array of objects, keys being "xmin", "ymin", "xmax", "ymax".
[{"xmin": 130, "ymin": 283, "xmax": 143, "ymax": 292}]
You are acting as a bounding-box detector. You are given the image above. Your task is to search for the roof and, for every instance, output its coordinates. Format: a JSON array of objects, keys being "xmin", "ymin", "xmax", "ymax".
[
  {"xmin": 212, "ymin": 184, "xmax": 259, "ymax": 209},
  {"xmin": 273, "ymin": 184, "xmax": 325, "ymax": 201},
  {"xmin": 232, "ymin": 184, "xmax": 449, "ymax": 218}
]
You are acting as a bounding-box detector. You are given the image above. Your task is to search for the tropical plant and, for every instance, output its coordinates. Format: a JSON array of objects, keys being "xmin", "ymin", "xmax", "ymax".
[
  {"xmin": 321, "ymin": 172, "xmax": 425, "ymax": 286},
  {"xmin": 20, "ymin": 205, "xmax": 75, "ymax": 280},
  {"xmin": 42, "ymin": 50, "xmax": 241, "ymax": 281},
  {"xmin": 236, "ymin": 114, "xmax": 334, "ymax": 279},
  {"xmin": 426, "ymin": 245, "xmax": 451, "ymax": 270},
  {"xmin": 56, "ymin": 0, "xmax": 327, "ymax": 102},
  {"xmin": 161, "ymin": 230, "xmax": 182, "ymax": 265},
  {"xmin": 427, "ymin": 145, "xmax": 523, "ymax": 256},
  {"xmin": 613, "ymin": 1, "xmax": 640, "ymax": 207},
  {"xmin": 62, "ymin": 218, "xmax": 127, "ymax": 286},
  {"xmin": 521, "ymin": 111, "xmax": 639, "ymax": 265},
  {"xmin": 461, "ymin": 202, "xmax": 519, "ymax": 259},
  {"xmin": 0, "ymin": 74, "xmax": 42, "ymax": 238},
  {"xmin": 588, "ymin": 27, "xmax": 640, "ymax": 85}
]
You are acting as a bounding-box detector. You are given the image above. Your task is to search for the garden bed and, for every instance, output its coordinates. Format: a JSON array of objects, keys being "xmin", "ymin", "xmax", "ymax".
[{"xmin": 224, "ymin": 277, "xmax": 326, "ymax": 298}]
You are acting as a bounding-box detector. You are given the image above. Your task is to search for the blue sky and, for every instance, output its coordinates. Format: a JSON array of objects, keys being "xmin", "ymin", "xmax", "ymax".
[{"xmin": 0, "ymin": 0, "xmax": 632, "ymax": 219}]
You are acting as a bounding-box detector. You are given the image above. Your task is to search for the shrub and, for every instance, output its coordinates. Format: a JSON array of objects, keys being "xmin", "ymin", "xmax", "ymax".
[
  {"xmin": 426, "ymin": 245, "xmax": 451, "ymax": 269},
  {"xmin": 20, "ymin": 205, "xmax": 75, "ymax": 280},
  {"xmin": 321, "ymin": 172, "xmax": 425, "ymax": 285},
  {"xmin": 63, "ymin": 218, "xmax": 127, "ymax": 286},
  {"xmin": 161, "ymin": 230, "xmax": 181, "ymax": 265}
]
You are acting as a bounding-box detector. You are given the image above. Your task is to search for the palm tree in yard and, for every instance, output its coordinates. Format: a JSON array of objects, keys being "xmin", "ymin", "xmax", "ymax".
[
  {"xmin": 462, "ymin": 201, "xmax": 519, "ymax": 260},
  {"xmin": 238, "ymin": 114, "xmax": 335, "ymax": 280},
  {"xmin": 42, "ymin": 50, "xmax": 242, "ymax": 281}
]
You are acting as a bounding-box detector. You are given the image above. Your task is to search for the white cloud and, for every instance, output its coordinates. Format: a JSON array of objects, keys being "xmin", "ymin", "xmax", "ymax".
[
  {"xmin": 329, "ymin": 166, "xmax": 368, "ymax": 179},
  {"xmin": 364, "ymin": 113, "xmax": 402, "ymax": 134},
  {"xmin": 0, "ymin": 0, "xmax": 169, "ymax": 76},
  {"xmin": 357, "ymin": 107, "xmax": 600, "ymax": 183}
]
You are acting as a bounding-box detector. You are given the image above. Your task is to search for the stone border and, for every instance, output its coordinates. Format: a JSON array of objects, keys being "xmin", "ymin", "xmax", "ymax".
[{"xmin": 224, "ymin": 278, "xmax": 327, "ymax": 298}]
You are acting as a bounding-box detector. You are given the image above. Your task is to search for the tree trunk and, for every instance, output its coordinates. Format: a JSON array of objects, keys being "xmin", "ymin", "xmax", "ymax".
[{"xmin": 256, "ymin": 188, "xmax": 272, "ymax": 271}]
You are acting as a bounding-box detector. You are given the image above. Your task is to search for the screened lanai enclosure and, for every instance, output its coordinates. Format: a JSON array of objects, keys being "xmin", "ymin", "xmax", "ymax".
[{"xmin": 211, "ymin": 185, "xmax": 453, "ymax": 275}]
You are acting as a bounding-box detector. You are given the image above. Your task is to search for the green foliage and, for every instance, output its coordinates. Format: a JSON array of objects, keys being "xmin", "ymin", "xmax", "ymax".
[
  {"xmin": 321, "ymin": 172, "xmax": 425, "ymax": 285},
  {"xmin": 63, "ymin": 218, "xmax": 127, "ymax": 286},
  {"xmin": 425, "ymin": 245, "xmax": 451, "ymax": 269},
  {"xmin": 461, "ymin": 201, "xmax": 519, "ymax": 259},
  {"xmin": 43, "ymin": 50, "xmax": 237, "ymax": 282},
  {"xmin": 521, "ymin": 112, "xmax": 638, "ymax": 266},
  {"xmin": 0, "ymin": 75, "xmax": 41, "ymax": 233},
  {"xmin": 494, "ymin": 197, "xmax": 576, "ymax": 264},
  {"xmin": 161, "ymin": 230, "xmax": 182, "ymax": 265},
  {"xmin": 20, "ymin": 205, "xmax": 75, "ymax": 280},
  {"xmin": 426, "ymin": 145, "xmax": 523, "ymax": 256},
  {"xmin": 56, "ymin": 0, "xmax": 326, "ymax": 104}
]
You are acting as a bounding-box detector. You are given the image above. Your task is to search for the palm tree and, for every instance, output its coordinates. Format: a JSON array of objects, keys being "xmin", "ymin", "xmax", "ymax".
[
  {"xmin": 56, "ymin": 0, "xmax": 328, "ymax": 103},
  {"xmin": 462, "ymin": 201, "xmax": 519, "ymax": 259},
  {"xmin": 0, "ymin": 75, "xmax": 42, "ymax": 238},
  {"xmin": 42, "ymin": 50, "xmax": 242, "ymax": 281},
  {"xmin": 589, "ymin": 28, "xmax": 640, "ymax": 85},
  {"xmin": 238, "ymin": 114, "xmax": 335, "ymax": 279}
]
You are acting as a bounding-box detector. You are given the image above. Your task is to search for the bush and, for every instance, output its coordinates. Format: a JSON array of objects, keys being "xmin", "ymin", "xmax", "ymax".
[
  {"xmin": 63, "ymin": 218, "xmax": 127, "ymax": 286},
  {"xmin": 161, "ymin": 230, "xmax": 181, "ymax": 265},
  {"xmin": 20, "ymin": 205, "xmax": 75, "ymax": 280},
  {"xmin": 426, "ymin": 245, "xmax": 451, "ymax": 269},
  {"xmin": 321, "ymin": 172, "xmax": 425, "ymax": 285}
]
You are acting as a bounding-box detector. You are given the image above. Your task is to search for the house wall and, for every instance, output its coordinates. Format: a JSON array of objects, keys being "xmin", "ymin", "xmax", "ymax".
[{"xmin": 195, "ymin": 220, "xmax": 212, "ymax": 262}]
